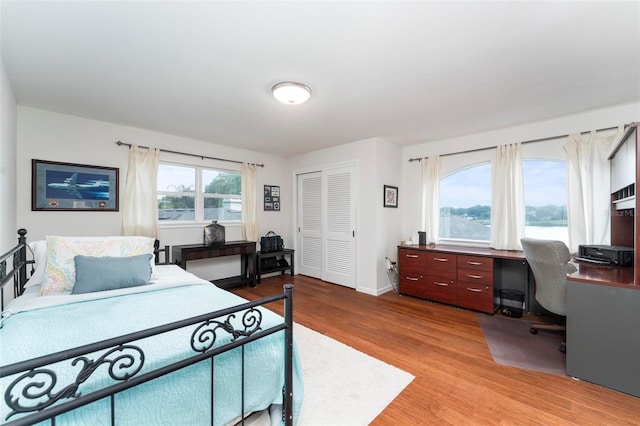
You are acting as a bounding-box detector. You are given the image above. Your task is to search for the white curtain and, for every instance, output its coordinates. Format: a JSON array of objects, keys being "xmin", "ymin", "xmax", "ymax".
[
  {"xmin": 122, "ymin": 145, "xmax": 160, "ymax": 238},
  {"xmin": 490, "ymin": 143, "xmax": 524, "ymax": 250},
  {"xmin": 241, "ymin": 163, "xmax": 258, "ymax": 241},
  {"xmin": 564, "ymin": 126, "xmax": 623, "ymax": 253},
  {"xmin": 420, "ymin": 156, "xmax": 441, "ymax": 245}
]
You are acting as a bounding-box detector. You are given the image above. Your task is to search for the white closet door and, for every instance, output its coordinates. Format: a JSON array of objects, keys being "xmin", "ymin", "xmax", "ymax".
[
  {"xmin": 323, "ymin": 167, "xmax": 355, "ymax": 288},
  {"xmin": 297, "ymin": 172, "xmax": 322, "ymax": 278}
]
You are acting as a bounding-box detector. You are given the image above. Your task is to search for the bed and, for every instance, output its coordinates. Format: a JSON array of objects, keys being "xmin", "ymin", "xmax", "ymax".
[{"xmin": 0, "ymin": 229, "xmax": 302, "ymax": 426}]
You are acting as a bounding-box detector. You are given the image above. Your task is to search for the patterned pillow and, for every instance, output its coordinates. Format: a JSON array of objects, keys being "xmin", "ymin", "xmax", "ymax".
[
  {"xmin": 40, "ymin": 235, "xmax": 156, "ymax": 295},
  {"xmin": 25, "ymin": 240, "xmax": 48, "ymax": 288}
]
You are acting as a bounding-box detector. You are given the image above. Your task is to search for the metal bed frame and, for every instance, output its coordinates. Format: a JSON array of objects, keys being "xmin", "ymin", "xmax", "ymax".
[{"xmin": 0, "ymin": 229, "xmax": 294, "ymax": 426}]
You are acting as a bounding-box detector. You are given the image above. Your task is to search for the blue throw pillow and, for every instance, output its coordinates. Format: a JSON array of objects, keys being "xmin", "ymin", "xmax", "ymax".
[{"xmin": 72, "ymin": 254, "xmax": 153, "ymax": 294}]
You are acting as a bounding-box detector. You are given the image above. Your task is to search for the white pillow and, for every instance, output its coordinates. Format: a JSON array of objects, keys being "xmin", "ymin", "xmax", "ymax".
[
  {"xmin": 40, "ymin": 235, "xmax": 156, "ymax": 295},
  {"xmin": 25, "ymin": 240, "xmax": 47, "ymax": 288}
]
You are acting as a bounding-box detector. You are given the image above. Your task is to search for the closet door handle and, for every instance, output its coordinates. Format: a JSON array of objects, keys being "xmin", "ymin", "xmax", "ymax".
[
  {"xmin": 466, "ymin": 287, "xmax": 483, "ymax": 293},
  {"xmin": 433, "ymin": 257, "xmax": 448, "ymax": 262},
  {"xmin": 466, "ymin": 274, "xmax": 483, "ymax": 279},
  {"xmin": 466, "ymin": 261, "xmax": 483, "ymax": 266},
  {"xmin": 434, "ymin": 281, "xmax": 450, "ymax": 287},
  {"xmin": 405, "ymin": 254, "xmax": 419, "ymax": 258},
  {"xmin": 406, "ymin": 277, "xmax": 419, "ymax": 281}
]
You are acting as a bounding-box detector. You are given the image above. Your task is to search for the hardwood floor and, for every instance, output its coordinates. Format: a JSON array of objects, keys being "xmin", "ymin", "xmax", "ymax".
[{"xmin": 231, "ymin": 274, "xmax": 640, "ymax": 425}]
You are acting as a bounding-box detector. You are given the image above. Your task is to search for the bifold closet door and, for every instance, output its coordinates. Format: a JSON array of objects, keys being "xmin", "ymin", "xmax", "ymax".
[
  {"xmin": 297, "ymin": 172, "xmax": 322, "ymax": 279},
  {"xmin": 296, "ymin": 167, "xmax": 356, "ymax": 288},
  {"xmin": 323, "ymin": 167, "xmax": 355, "ymax": 288}
]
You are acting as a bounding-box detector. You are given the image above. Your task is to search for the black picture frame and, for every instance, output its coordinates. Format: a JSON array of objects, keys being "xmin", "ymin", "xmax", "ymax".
[
  {"xmin": 383, "ymin": 185, "xmax": 398, "ymax": 208},
  {"xmin": 264, "ymin": 185, "xmax": 280, "ymax": 211},
  {"xmin": 32, "ymin": 159, "xmax": 119, "ymax": 211}
]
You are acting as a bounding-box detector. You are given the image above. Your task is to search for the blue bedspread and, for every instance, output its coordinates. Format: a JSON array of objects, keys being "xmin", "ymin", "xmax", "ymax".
[{"xmin": 0, "ymin": 282, "xmax": 303, "ymax": 425}]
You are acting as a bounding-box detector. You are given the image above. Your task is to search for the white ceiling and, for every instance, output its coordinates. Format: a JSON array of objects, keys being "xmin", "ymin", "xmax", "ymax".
[{"xmin": 2, "ymin": 1, "xmax": 639, "ymax": 157}]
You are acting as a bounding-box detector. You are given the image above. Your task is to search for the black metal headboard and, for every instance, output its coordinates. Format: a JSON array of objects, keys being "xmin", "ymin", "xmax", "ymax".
[
  {"xmin": 0, "ymin": 229, "xmax": 30, "ymax": 309},
  {"xmin": 154, "ymin": 239, "xmax": 170, "ymax": 265},
  {"xmin": 0, "ymin": 230, "xmax": 170, "ymax": 310}
]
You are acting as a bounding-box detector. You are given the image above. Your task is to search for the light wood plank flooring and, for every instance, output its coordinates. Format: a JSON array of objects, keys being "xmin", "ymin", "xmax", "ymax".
[{"xmin": 231, "ymin": 274, "xmax": 640, "ymax": 425}]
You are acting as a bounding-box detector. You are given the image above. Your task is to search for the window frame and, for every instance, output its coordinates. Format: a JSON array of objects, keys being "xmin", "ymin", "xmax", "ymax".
[
  {"xmin": 434, "ymin": 140, "xmax": 568, "ymax": 247},
  {"xmin": 157, "ymin": 161, "xmax": 242, "ymax": 227}
]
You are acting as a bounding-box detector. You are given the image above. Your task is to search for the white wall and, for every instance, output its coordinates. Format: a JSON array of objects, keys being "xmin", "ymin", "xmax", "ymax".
[
  {"xmin": 401, "ymin": 102, "xmax": 640, "ymax": 240},
  {"xmin": 16, "ymin": 107, "xmax": 292, "ymax": 281},
  {"xmin": 1, "ymin": 60, "xmax": 18, "ymax": 305},
  {"xmin": 375, "ymin": 138, "xmax": 402, "ymax": 293},
  {"xmin": 0, "ymin": 59, "xmax": 17, "ymax": 252},
  {"xmin": 289, "ymin": 137, "xmax": 402, "ymax": 295}
]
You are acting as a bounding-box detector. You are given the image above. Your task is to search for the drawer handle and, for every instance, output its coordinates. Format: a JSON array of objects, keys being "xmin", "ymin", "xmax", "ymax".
[
  {"xmin": 466, "ymin": 287, "xmax": 483, "ymax": 293},
  {"xmin": 466, "ymin": 261, "xmax": 483, "ymax": 266},
  {"xmin": 433, "ymin": 257, "xmax": 449, "ymax": 262},
  {"xmin": 434, "ymin": 281, "xmax": 449, "ymax": 287},
  {"xmin": 406, "ymin": 277, "xmax": 419, "ymax": 281},
  {"xmin": 405, "ymin": 254, "xmax": 419, "ymax": 258},
  {"xmin": 466, "ymin": 274, "xmax": 483, "ymax": 279}
]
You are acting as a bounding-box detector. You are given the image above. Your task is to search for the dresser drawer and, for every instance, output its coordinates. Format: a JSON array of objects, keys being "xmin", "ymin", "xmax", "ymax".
[
  {"xmin": 457, "ymin": 255, "xmax": 493, "ymax": 272},
  {"xmin": 457, "ymin": 267, "xmax": 494, "ymax": 285},
  {"xmin": 426, "ymin": 253, "xmax": 457, "ymax": 279},
  {"xmin": 398, "ymin": 249, "xmax": 426, "ymax": 273},
  {"xmin": 399, "ymin": 274, "xmax": 427, "ymax": 299},
  {"xmin": 426, "ymin": 276, "xmax": 456, "ymax": 305},
  {"xmin": 457, "ymin": 283, "xmax": 494, "ymax": 313}
]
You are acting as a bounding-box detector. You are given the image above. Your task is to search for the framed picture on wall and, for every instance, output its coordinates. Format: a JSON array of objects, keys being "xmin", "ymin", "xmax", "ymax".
[
  {"xmin": 264, "ymin": 185, "xmax": 280, "ymax": 211},
  {"xmin": 32, "ymin": 159, "xmax": 119, "ymax": 211},
  {"xmin": 383, "ymin": 185, "xmax": 398, "ymax": 208}
]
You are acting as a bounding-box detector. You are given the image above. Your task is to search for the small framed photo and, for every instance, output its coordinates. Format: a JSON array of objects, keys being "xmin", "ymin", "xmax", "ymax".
[
  {"xmin": 264, "ymin": 185, "xmax": 281, "ymax": 211},
  {"xmin": 32, "ymin": 159, "xmax": 119, "ymax": 211},
  {"xmin": 383, "ymin": 185, "xmax": 398, "ymax": 208}
]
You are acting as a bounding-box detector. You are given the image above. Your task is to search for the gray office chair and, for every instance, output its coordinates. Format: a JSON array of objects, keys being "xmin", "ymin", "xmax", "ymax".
[{"xmin": 520, "ymin": 238, "xmax": 577, "ymax": 353}]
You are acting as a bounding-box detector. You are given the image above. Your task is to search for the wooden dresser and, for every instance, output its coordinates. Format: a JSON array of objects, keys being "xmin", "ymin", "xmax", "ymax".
[{"xmin": 398, "ymin": 244, "xmax": 525, "ymax": 314}]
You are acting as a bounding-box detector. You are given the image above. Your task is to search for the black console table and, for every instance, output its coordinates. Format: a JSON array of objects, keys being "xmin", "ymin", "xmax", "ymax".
[
  {"xmin": 172, "ymin": 241, "xmax": 256, "ymax": 289},
  {"xmin": 257, "ymin": 249, "xmax": 295, "ymax": 283}
]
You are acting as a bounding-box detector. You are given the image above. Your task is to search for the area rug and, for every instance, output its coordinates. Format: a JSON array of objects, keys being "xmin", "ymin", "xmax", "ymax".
[
  {"xmin": 294, "ymin": 323, "xmax": 414, "ymax": 425},
  {"xmin": 477, "ymin": 314, "xmax": 566, "ymax": 376}
]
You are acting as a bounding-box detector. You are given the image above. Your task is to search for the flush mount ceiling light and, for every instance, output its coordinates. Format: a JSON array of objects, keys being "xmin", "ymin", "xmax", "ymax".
[{"xmin": 271, "ymin": 81, "xmax": 312, "ymax": 105}]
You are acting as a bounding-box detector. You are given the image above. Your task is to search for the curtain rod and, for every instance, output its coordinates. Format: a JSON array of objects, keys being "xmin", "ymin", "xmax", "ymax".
[
  {"xmin": 408, "ymin": 123, "xmax": 627, "ymax": 163},
  {"xmin": 115, "ymin": 141, "xmax": 264, "ymax": 167}
]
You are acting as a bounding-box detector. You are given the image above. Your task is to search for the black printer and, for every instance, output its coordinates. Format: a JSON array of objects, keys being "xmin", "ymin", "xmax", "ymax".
[{"xmin": 575, "ymin": 245, "xmax": 634, "ymax": 266}]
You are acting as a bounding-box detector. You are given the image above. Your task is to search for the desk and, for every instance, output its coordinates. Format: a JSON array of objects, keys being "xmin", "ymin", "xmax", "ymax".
[
  {"xmin": 566, "ymin": 262, "xmax": 638, "ymax": 397},
  {"xmin": 172, "ymin": 241, "xmax": 256, "ymax": 289},
  {"xmin": 397, "ymin": 244, "xmax": 528, "ymax": 314}
]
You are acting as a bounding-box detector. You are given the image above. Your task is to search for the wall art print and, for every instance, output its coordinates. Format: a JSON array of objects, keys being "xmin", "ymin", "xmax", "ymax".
[
  {"xmin": 32, "ymin": 159, "xmax": 119, "ymax": 211},
  {"xmin": 383, "ymin": 185, "xmax": 398, "ymax": 208}
]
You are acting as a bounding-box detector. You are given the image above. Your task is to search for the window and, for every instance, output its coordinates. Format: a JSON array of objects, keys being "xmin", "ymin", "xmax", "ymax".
[
  {"xmin": 439, "ymin": 163, "xmax": 491, "ymax": 242},
  {"xmin": 523, "ymin": 160, "xmax": 568, "ymax": 244},
  {"xmin": 157, "ymin": 163, "xmax": 241, "ymax": 223}
]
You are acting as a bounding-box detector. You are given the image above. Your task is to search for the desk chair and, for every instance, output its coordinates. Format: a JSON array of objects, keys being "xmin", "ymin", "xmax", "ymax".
[{"xmin": 520, "ymin": 238, "xmax": 577, "ymax": 353}]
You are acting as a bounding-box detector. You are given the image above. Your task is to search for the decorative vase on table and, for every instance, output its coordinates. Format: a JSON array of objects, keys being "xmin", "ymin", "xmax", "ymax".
[{"xmin": 204, "ymin": 221, "xmax": 225, "ymax": 245}]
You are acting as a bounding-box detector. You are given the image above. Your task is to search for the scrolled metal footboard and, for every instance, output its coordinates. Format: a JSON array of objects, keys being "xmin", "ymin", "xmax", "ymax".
[{"xmin": 1, "ymin": 285, "xmax": 295, "ymax": 426}]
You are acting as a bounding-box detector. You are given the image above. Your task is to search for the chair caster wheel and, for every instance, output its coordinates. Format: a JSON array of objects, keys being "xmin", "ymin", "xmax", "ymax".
[{"xmin": 529, "ymin": 328, "xmax": 538, "ymax": 334}]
